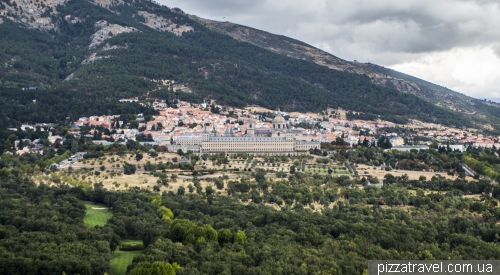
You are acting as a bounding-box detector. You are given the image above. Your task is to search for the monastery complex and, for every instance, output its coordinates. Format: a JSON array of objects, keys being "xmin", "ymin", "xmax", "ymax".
[{"xmin": 174, "ymin": 111, "xmax": 320, "ymax": 155}]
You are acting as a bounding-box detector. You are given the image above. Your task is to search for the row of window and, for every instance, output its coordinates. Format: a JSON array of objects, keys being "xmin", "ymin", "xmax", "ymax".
[{"xmin": 205, "ymin": 148, "xmax": 292, "ymax": 151}]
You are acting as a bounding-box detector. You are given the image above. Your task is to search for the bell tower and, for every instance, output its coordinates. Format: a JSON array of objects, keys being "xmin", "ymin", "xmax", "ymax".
[
  {"xmin": 202, "ymin": 123, "xmax": 210, "ymax": 142},
  {"xmin": 247, "ymin": 119, "xmax": 255, "ymax": 136}
]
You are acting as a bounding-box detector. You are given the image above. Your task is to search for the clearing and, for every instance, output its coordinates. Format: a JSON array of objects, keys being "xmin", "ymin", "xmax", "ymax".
[
  {"xmin": 83, "ymin": 202, "xmax": 113, "ymax": 227},
  {"xmin": 110, "ymin": 239, "xmax": 144, "ymax": 275}
]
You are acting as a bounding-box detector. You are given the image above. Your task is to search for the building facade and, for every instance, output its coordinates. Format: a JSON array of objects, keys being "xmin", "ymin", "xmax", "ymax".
[{"xmin": 175, "ymin": 112, "xmax": 320, "ymax": 155}]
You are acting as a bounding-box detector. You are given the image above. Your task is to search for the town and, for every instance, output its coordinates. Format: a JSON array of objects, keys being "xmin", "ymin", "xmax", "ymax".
[{"xmin": 10, "ymin": 99, "xmax": 500, "ymax": 158}]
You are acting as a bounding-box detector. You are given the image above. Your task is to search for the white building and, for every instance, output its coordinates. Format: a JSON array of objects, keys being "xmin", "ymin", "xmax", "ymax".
[{"xmin": 176, "ymin": 111, "xmax": 320, "ymax": 155}]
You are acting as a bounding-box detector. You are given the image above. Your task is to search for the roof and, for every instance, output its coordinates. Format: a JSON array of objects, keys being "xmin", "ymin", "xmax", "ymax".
[
  {"xmin": 255, "ymin": 129, "xmax": 272, "ymax": 134},
  {"xmin": 210, "ymin": 136, "xmax": 287, "ymax": 142},
  {"xmin": 272, "ymin": 113, "xmax": 286, "ymax": 124}
]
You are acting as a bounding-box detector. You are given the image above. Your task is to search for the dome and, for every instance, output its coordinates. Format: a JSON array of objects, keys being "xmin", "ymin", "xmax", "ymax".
[{"xmin": 272, "ymin": 113, "xmax": 286, "ymax": 124}]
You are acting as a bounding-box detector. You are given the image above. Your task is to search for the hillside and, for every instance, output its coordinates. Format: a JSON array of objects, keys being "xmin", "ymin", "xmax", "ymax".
[
  {"xmin": 0, "ymin": 0, "xmax": 497, "ymax": 131},
  {"xmin": 193, "ymin": 18, "xmax": 500, "ymax": 130}
]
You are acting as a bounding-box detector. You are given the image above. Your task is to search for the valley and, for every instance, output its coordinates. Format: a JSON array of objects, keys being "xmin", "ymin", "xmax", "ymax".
[{"xmin": 1, "ymin": 0, "xmax": 500, "ymax": 274}]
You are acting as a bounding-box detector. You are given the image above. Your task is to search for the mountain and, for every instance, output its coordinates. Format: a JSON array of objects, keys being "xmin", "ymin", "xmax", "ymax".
[
  {"xmin": 193, "ymin": 17, "xmax": 500, "ymax": 130},
  {"xmin": 0, "ymin": 0, "xmax": 498, "ymax": 132}
]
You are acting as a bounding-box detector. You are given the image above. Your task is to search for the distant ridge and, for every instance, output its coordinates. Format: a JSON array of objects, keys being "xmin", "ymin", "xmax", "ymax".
[{"xmin": 0, "ymin": 0, "xmax": 498, "ymax": 132}]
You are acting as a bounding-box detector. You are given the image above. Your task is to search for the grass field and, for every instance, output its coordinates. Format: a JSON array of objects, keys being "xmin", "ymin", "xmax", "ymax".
[
  {"xmin": 110, "ymin": 250, "xmax": 142, "ymax": 275},
  {"xmin": 110, "ymin": 240, "xmax": 144, "ymax": 275},
  {"xmin": 83, "ymin": 202, "xmax": 113, "ymax": 227}
]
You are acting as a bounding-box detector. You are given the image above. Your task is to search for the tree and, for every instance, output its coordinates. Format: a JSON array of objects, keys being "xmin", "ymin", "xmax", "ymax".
[
  {"xmin": 158, "ymin": 206, "xmax": 174, "ymax": 221},
  {"xmin": 218, "ymin": 229, "xmax": 232, "ymax": 244},
  {"xmin": 135, "ymin": 153, "xmax": 143, "ymax": 161},
  {"xmin": 254, "ymin": 168, "xmax": 266, "ymax": 186},
  {"xmin": 492, "ymin": 185, "xmax": 500, "ymax": 200},
  {"xmin": 177, "ymin": 186, "xmax": 185, "ymax": 195},
  {"xmin": 205, "ymin": 185, "xmax": 215, "ymax": 196},
  {"xmin": 384, "ymin": 173, "xmax": 396, "ymax": 184},
  {"xmin": 215, "ymin": 179, "xmax": 224, "ymax": 189},
  {"xmin": 123, "ymin": 162, "xmax": 137, "ymax": 175},
  {"xmin": 129, "ymin": 262, "xmax": 180, "ymax": 275},
  {"xmin": 71, "ymin": 140, "xmax": 79, "ymax": 154},
  {"xmin": 17, "ymin": 139, "xmax": 24, "ymax": 150},
  {"xmin": 289, "ymin": 165, "xmax": 296, "ymax": 174},
  {"xmin": 234, "ymin": 230, "xmax": 247, "ymax": 244}
]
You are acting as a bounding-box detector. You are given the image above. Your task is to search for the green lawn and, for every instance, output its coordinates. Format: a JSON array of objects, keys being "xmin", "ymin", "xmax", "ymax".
[
  {"xmin": 110, "ymin": 249, "xmax": 142, "ymax": 275},
  {"xmin": 110, "ymin": 240, "xmax": 144, "ymax": 275},
  {"xmin": 83, "ymin": 202, "xmax": 113, "ymax": 227},
  {"xmin": 120, "ymin": 239, "xmax": 143, "ymax": 246}
]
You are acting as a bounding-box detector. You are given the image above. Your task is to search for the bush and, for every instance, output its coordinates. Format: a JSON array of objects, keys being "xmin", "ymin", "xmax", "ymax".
[
  {"xmin": 123, "ymin": 162, "xmax": 137, "ymax": 175},
  {"xmin": 119, "ymin": 243, "xmax": 145, "ymax": 251}
]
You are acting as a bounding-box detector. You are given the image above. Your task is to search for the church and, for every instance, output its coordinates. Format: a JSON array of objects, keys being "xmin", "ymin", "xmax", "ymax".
[{"xmin": 175, "ymin": 111, "xmax": 320, "ymax": 155}]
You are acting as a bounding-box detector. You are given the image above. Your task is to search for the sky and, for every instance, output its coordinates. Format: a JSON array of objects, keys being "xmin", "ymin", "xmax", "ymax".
[{"xmin": 158, "ymin": 0, "xmax": 500, "ymax": 100}]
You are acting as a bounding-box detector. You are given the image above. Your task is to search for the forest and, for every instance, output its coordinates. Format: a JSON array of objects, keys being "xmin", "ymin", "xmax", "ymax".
[
  {"xmin": 0, "ymin": 0, "xmax": 478, "ymax": 128},
  {"xmin": 1, "ymin": 134, "xmax": 500, "ymax": 274}
]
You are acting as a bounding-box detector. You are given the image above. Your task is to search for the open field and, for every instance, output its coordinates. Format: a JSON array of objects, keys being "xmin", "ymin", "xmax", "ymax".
[
  {"xmin": 110, "ymin": 240, "xmax": 143, "ymax": 275},
  {"xmin": 83, "ymin": 202, "xmax": 113, "ymax": 227},
  {"xmin": 71, "ymin": 152, "xmax": 181, "ymax": 172},
  {"xmin": 120, "ymin": 239, "xmax": 144, "ymax": 248},
  {"xmin": 110, "ymin": 250, "xmax": 141, "ymax": 275},
  {"xmin": 355, "ymin": 164, "xmax": 472, "ymax": 181},
  {"xmin": 96, "ymin": 172, "xmax": 219, "ymax": 193},
  {"xmin": 37, "ymin": 151, "xmax": 482, "ymax": 214}
]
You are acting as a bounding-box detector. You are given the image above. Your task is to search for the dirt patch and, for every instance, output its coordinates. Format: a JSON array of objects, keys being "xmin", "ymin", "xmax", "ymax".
[
  {"xmin": 138, "ymin": 11, "xmax": 193, "ymax": 36},
  {"xmin": 89, "ymin": 20, "xmax": 138, "ymax": 49},
  {"xmin": 356, "ymin": 164, "xmax": 462, "ymax": 181},
  {"xmin": 463, "ymin": 194, "xmax": 482, "ymax": 199},
  {"xmin": 379, "ymin": 205, "xmax": 415, "ymax": 211}
]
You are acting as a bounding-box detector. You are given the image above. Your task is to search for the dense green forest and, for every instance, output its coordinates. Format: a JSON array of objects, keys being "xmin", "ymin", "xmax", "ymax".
[
  {"xmin": 0, "ymin": 0, "xmax": 476, "ymax": 128},
  {"xmin": 0, "ymin": 122, "xmax": 500, "ymax": 274},
  {"xmin": 2, "ymin": 161, "xmax": 500, "ymax": 274}
]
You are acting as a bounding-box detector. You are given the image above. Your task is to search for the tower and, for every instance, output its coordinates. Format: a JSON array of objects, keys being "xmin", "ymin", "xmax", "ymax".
[
  {"xmin": 211, "ymin": 124, "xmax": 217, "ymax": 136},
  {"xmin": 247, "ymin": 118, "xmax": 255, "ymax": 136},
  {"xmin": 202, "ymin": 123, "xmax": 209, "ymax": 142}
]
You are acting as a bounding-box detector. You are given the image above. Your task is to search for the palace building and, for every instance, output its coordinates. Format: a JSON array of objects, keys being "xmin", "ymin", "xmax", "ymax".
[{"xmin": 175, "ymin": 111, "xmax": 320, "ymax": 155}]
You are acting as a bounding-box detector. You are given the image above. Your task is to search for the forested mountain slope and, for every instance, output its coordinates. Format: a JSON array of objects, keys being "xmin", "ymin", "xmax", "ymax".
[
  {"xmin": 0, "ymin": 0, "xmax": 497, "ymax": 130},
  {"xmin": 194, "ymin": 17, "xmax": 500, "ymax": 131}
]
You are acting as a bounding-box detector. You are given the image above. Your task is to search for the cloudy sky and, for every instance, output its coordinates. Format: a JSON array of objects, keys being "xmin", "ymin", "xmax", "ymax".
[{"xmin": 159, "ymin": 0, "xmax": 500, "ymax": 99}]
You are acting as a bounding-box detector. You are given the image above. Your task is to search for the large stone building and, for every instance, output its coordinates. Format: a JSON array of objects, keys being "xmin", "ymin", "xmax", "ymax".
[{"xmin": 175, "ymin": 111, "xmax": 320, "ymax": 155}]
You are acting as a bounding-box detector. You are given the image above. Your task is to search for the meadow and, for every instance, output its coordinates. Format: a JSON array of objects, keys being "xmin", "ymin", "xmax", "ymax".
[
  {"xmin": 110, "ymin": 240, "xmax": 144, "ymax": 275},
  {"xmin": 83, "ymin": 202, "xmax": 113, "ymax": 227}
]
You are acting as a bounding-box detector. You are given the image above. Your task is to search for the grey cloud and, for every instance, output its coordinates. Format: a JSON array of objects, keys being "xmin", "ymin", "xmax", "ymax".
[
  {"xmin": 159, "ymin": 0, "xmax": 500, "ymax": 57},
  {"xmin": 163, "ymin": 0, "xmax": 265, "ymax": 18},
  {"xmin": 493, "ymin": 44, "xmax": 500, "ymax": 59},
  {"xmin": 158, "ymin": 0, "xmax": 500, "ymax": 98}
]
